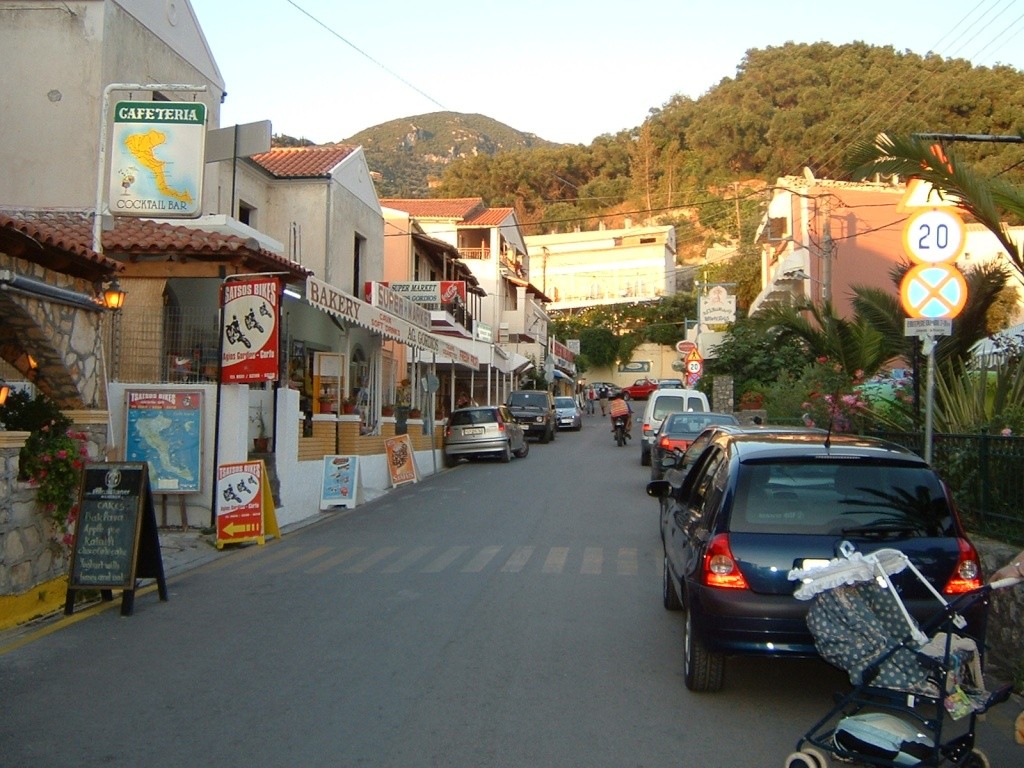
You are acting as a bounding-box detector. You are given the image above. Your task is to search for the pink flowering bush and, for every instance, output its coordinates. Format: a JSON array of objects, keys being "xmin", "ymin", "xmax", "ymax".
[
  {"xmin": 21, "ymin": 421, "xmax": 90, "ymax": 545},
  {"xmin": 799, "ymin": 358, "xmax": 869, "ymax": 433}
]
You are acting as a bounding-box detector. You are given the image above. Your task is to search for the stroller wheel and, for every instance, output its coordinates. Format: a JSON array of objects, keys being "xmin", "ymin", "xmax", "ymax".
[
  {"xmin": 962, "ymin": 748, "xmax": 990, "ymax": 768},
  {"xmin": 783, "ymin": 749, "xmax": 827, "ymax": 768}
]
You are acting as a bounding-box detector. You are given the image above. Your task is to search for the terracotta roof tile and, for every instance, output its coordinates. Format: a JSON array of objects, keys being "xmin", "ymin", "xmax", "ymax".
[
  {"xmin": 250, "ymin": 145, "xmax": 358, "ymax": 178},
  {"xmin": 381, "ymin": 198, "xmax": 485, "ymax": 220},
  {"xmin": 0, "ymin": 210, "xmax": 116, "ymax": 273},
  {"xmin": 0, "ymin": 209, "xmax": 310, "ymax": 280},
  {"xmin": 462, "ymin": 207, "xmax": 514, "ymax": 227}
]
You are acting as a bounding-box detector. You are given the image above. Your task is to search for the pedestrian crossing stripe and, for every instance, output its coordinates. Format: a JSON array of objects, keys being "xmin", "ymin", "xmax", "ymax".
[{"xmin": 223, "ymin": 544, "xmax": 650, "ymax": 577}]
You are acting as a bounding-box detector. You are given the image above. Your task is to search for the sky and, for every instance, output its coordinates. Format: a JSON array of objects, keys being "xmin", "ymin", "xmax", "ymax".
[{"xmin": 188, "ymin": 0, "xmax": 1024, "ymax": 146}]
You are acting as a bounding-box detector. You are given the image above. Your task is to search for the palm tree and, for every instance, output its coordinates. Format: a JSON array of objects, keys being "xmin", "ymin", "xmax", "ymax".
[{"xmin": 846, "ymin": 133, "xmax": 1024, "ymax": 284}]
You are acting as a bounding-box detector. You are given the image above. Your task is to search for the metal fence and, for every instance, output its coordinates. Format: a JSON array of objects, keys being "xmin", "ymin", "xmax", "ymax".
[{"xmin": 869, "ymin": 429, "xmax": 1024, "ymax": 545}]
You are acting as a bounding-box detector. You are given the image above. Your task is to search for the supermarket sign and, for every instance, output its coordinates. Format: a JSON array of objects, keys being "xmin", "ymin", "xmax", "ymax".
[{"xmin": 374, "ymin": 281, "xmax": 466, "ymax": 305}]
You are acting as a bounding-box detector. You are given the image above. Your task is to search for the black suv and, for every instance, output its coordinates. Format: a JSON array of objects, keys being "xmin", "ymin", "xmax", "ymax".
[
  {"xmin": 649, "ymin": 427, "xmax": 984, "ymax": 692},
  {"xmin": 505, "ymin": 390, "xmax": 557, "ymax": 443}
]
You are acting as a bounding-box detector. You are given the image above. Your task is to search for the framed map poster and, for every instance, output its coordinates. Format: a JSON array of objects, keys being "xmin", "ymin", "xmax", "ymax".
[{"xmin": 124, "ymin": 390, "xmax": 203, "ymax": 494}]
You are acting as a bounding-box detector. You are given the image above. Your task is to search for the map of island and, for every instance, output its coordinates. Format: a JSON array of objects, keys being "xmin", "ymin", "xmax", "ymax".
[
  {"xmin": 123, "ymin": 129, "xmax": 194, "ymax": 204},
  {"xmin": 125, "ymin": 395, "xmax": 202, "ymax": 493}
]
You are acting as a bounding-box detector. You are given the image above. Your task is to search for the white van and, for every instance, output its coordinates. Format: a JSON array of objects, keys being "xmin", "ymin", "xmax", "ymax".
[{"xmin": 639, "ymin": 388, "xmax": 709, "ymax": 465}]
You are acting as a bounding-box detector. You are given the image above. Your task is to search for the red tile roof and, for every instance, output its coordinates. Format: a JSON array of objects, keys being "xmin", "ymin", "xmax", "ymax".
[
  {"xmin": 381, "ymin": 198, "xmax": 485, "ymax": 220},
  {"xmin": 462, "ymin": 207, "xmax": 515, "ymax": 227},
  {"xmin": 0, "ymin": 210, "xmax": 117, "ymax": 279},
  {"xmin": 250, "ymin": 145, "xmax": 358, "ymax": 178},
  {"xmin": 0, "ymin": 209, "xmax": 310, "ymax": 281}
]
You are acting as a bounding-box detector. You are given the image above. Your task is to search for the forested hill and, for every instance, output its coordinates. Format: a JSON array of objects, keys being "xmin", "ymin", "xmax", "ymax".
[
  {"xmin": 339, "ymin": 113, "xmax": 555, "ymax": 197},
  {"xmin": 273, "ymin": 41, "xmax": 1024, "ymax": 242}
]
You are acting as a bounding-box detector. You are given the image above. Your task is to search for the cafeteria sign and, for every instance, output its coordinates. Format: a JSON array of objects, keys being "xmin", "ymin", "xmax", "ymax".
[{"xmin": 109, "ymin": 101, "xmax": 207, "ymax": 218}]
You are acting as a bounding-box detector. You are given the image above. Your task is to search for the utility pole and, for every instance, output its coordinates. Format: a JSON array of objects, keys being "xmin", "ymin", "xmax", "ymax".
[{"xmin": 821, "ymin": 197, "xmax": 833, "ymax": 304}]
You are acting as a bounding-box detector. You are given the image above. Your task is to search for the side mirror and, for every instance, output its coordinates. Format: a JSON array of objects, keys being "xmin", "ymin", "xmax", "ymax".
[{"xmin": 646, "ymin": 479, "xmax": 670, "ymax": 499}]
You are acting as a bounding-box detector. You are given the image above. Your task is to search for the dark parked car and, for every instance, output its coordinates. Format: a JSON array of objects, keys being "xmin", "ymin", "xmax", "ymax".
[
  {"xmin": 649, "ymin": 411, "xmax": 739, "ymax": 481},
  {"xmin": 443, "ymin": 405, "xmax": 529, "ymax": 467},
  {"xmin": 649, "ymin": 428, "xmax": 985, "ymax": 693},
  {"xmin": 505, "ymin": 389, "xmax": 557, "ymax": 443}
]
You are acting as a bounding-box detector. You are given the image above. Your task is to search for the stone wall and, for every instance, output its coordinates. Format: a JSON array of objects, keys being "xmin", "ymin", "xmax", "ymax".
[{"xmin": 0, "ymin": 411, "xmax": 107, "ymax": 602}]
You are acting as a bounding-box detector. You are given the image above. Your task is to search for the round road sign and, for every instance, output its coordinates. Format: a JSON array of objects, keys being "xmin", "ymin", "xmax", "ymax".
[
  {"xmin": 686, "ymin": 359, "xmax": 703, "ymax": 375},
  {"xmin": 902, "ymin": 208, "xmax": 966, "ymax": 264},
  {"xmin": 899, "ymin": 263, "xmax": 968, "ymax": 319}
]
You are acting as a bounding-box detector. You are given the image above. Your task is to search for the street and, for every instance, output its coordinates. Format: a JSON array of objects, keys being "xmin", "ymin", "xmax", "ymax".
[{"xmin": 2, "ymin": 412, "xmax": 1021, "ymax": 767}]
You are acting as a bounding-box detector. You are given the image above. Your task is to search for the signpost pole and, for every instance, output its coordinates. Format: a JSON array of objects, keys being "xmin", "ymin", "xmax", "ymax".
[{"xmin": 922, "ymin": 334, "xmax": 937, "ymax": 465}]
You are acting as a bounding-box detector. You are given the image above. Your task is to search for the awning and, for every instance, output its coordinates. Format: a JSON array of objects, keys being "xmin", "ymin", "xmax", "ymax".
[
  {"xmin": 306, "ymin": 276, "xmax": 478, "ymax": 368},
  {"xmin": 553, "ymin": 369, "xmax": 573, "ymax": 381}
]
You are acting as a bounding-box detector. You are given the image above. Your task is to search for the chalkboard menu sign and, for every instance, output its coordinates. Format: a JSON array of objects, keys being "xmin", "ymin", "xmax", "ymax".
[{"xmin": 65, "ymin": 462, "xmax": 167, "ymax": 617}]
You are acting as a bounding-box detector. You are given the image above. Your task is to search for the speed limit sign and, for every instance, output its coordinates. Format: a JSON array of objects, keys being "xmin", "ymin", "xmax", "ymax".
[
  {"xmin": 902, "ymin": 208, "xmax": 966, "ymax": 264},
  {"xmin": 686, "ymin": 359, "xmax": 702, "ymax": 374}
]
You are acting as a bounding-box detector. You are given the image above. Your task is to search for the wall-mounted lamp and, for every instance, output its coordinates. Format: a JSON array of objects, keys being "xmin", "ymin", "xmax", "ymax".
[
  {"xmin": 0, "ymin": 379, "xmax": 9, "ymax": 406},
  {"xmin": 102, "ymin": 277, "xmax": 127, "ymax": 310}
]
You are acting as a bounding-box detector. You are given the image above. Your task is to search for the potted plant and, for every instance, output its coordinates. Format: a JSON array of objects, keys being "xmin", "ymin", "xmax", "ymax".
[
  {"xmin": 341, "ymin": 396, "xmax": 358, "ymax": 415},
  {"xmin": 252, "ymin": 404, "xmax": 270, "ymax": 452},
  {"xmin": 381, "ymin": 403, "xmax": 395, "ymax": 417},
  {"xmin": 408, "ymin": 407, "xmax": 422, "ymax": 419}
]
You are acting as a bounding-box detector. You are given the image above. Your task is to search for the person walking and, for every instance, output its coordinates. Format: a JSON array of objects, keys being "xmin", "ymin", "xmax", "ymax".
[
  {"xmin": 598, "ymin": 384, "xmax": 609, "ymax": 416},
  {"xmin": 586, "ymin": 385, "xmax": 596, "ymax": 415}
]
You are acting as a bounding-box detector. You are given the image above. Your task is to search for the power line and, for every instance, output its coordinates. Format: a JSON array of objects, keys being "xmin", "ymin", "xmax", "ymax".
[{"xmin": 285, "ymin": 0, "xmax": 448, "ymax": 112}]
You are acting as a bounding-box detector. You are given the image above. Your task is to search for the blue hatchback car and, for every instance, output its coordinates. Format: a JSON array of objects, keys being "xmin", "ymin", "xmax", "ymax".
[{"xmin": 648, "ymin": 428, "xmax": 985, "ymax": 692}]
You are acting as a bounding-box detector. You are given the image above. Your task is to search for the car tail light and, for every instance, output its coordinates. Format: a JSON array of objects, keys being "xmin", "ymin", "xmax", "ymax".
[
  {"xmin": 701, "ymin": 534, "xmax": 749, "ymax": 590},
  {"xmin": 943, "ymin": 538, "xmax": 982, "ymax": 594}
]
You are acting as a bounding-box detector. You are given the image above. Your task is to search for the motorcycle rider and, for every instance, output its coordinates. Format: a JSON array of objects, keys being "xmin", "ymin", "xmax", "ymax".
[{"xmin": 608, "ymin": 391, "xmax": 632, "ymax": 438}]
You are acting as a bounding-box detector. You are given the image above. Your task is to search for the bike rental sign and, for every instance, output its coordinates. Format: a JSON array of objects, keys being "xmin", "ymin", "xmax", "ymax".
[{"xmin": 221, "ymin": 277, "xmax": 280, "ymax": 383}]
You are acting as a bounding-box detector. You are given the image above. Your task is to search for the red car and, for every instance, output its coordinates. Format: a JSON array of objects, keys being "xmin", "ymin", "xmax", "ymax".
[{"xmin": 620, "ymin": 377, "xmax": 659, "ymax": 400}]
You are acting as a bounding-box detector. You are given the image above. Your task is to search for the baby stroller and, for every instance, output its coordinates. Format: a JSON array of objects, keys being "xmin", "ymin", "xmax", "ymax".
[{"xmin": 783, "ymin": 546, "xmax": 1015, "ymax": 768}]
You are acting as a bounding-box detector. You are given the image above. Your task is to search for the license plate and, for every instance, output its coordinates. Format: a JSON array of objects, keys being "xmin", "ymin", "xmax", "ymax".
[
  {"xmin": 463, "ymin": 427, "xmax": 484, "ymax": 435},
  {"xmin": 800, "ymin": 558, "xmax": 831, "ymax": 571}
]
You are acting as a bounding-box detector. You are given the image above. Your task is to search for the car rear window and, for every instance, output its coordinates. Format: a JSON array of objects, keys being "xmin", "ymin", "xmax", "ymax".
[
  {"xmin": 652, "ymin": 394, "xmax": 706, "ymax": 418},
  {"xmin": 664, "ymin": 413, "xmax": 735, "ymax": 435},
  {"xmin": 729, "ymin": 461, "xmax": 955, "ymax": 536},
  {"xmin": 449, "ymin": 408, "xmax": 497, "ymax": 426}
]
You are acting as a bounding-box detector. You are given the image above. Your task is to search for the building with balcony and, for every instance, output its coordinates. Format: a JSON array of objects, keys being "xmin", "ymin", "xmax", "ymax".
[
  {"xmin": 381, "ymin": 198, "xmax": 556, "ymax": 397},
  {"xmin": 524, "ymin": 224, "xmax": 677, "ymax": 311}
]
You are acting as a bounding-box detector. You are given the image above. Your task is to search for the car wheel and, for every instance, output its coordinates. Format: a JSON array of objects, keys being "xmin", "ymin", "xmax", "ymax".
[
  {"xmin": 444, "ymin": 452, "xmax": 458, "ymax": 468},
  {"xmin": 651, "ymin": 462, "xmax": 660, "ymax": 482},
  {"xmin": 549, "ymin": 422, "xmax": 556, "ymax": 441},
  {"xmin": 500, "ymin": 442, "xmax": 512, "ymax": 463},
  {"xmin": 683, "ymin": 602, "xmax": 724, "ymax": 692},
  {"xmin": 540, "ymin": 425, "xmax": 550, "ymax": 444},
  {"xmin": 662, "ymin": 554, "xmax": 682, "ymax": 611},
  {"xmin": 962, "ymin": 749, "xmax": 990, "ymax": 768},
  {"xmin": 513, "ymin": 439, "xmax": 529, "ymax": 459},
  {"xmin": 641, "ymin": 447, "xmax": 650, "ymax": 466},
  {"xmin": 623, "ymin": 392, "xmax": 631, "ymax": 401}
]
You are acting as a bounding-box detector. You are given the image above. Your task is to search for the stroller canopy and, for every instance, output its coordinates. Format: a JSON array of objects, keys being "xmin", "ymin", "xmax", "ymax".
[{"xmin": 789, "ymin": 547, "xmax": 913, "ymax": 600}]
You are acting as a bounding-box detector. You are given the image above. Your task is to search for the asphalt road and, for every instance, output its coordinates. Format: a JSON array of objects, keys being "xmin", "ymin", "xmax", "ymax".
[{"xmin": 1, "ymin": 410, "xmax": 1021, "ymax": 767}]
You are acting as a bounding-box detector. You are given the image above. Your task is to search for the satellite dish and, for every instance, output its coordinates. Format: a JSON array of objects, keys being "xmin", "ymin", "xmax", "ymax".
[
  {"xmin": 803, "ymin": 166, "xmax": 815, "ymax": 182},
  {"xmin": 671, "ymin": 360, "xmax": 685, "ymax": 372}
]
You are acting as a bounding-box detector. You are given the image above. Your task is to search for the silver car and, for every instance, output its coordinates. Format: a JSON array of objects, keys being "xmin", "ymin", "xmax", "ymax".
[
  {"xmin": 443, "ymin": 405, "xmax": 529, "ymax": 467},
  {"xmin": 554, "ymin": 396, "xmax": 582, "ymax": 431}
]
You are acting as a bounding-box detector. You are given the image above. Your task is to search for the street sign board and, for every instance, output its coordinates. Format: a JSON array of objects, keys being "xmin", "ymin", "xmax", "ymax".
[
  {"xmin": 675, "ymin": 340, "xmax": 696, "ymax": 356},
  {"xmin": 897, "ymin": 179, "xmax": 959, "ymax": 212},
  {"xmin": 902, "ymin": 208, "xmax": 966, "ymax": 264},
  {"xmin": 904, "ymin": 318, "xmax": 952, "ymax": 337},
  {"xmin": 899, "ymin": 263, "xmax": 968, "ymax": 319}
]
